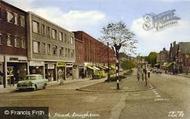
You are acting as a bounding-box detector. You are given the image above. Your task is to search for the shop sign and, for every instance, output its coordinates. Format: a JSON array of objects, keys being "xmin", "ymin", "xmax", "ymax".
[
  {"xmin": 29, "ymin": 61, "xmax": 44, "ymax": 66},
  {"xmin": 48, "ymin": 64, "xmax": 55, "ymax": 69},
  {"xmin": 57, "ymin": 62, "xmax": 65, "ymax": 67}
]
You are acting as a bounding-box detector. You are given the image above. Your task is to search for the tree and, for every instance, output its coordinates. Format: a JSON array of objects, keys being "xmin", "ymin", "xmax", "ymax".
[
  {"xmin": 100, "ymin": 21, "xmax": 137, "ymax": 89},
  {"xmin": 146, "ymin": 52, "xmax": 158, "ymax": 67}
]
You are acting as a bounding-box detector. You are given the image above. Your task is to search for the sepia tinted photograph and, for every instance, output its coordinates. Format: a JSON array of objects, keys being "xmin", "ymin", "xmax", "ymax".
[{"xmin": 0, "ymin": 0, "xmax": 190, "ymax": 119}]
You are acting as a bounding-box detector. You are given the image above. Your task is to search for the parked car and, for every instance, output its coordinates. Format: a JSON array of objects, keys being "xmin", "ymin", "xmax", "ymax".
[{"xmin": 17, "ymin": 74, "xmax": 48, "ymax": 91}]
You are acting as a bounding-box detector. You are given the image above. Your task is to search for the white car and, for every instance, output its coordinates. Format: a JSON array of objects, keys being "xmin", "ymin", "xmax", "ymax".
[{"xmin": 17, "ymin": 74, "xmax": 48, "ymax": 91}]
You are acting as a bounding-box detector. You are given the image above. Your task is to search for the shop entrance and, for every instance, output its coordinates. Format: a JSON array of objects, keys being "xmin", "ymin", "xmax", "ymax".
[{"xmin": 7, "ymin": 62, "xmax": 27, "ymax": 85}]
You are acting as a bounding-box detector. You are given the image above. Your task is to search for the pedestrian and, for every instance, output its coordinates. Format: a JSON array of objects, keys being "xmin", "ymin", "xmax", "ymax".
[
  {"xmin": 137, "ymin": 66, "xmax": 141, "ymax": 81},
  {"xmin": 148, "ymin": 70, "xmax": 150, "ymax": 78},
  {"xmin": 143, "ymin": 67, "xmax": 148, "ymax": 86}
]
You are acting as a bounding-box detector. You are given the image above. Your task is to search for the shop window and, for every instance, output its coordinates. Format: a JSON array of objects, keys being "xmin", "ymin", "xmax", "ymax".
[
  {"xmin": 7, "ymin": 11, "xmax": 14, "ymax": 23},
  {"xmin": 0, "ymin": 33, "xmax": 2, "ymax": 45},
  {"xmin": 59, "ymin": 32, "xmax": 63, "ymax": 41},
  {"xmin": 7, "ymin": 34, "xmax": 12, "ymax": 46},
  {"xmin": 33, "ymin": 41, "xmax": 40, "ymax": 53},
  {"xmin": 20, "ymin": 15, "xmax": 25, "ymax": 27},
  {"xmin": 32, "ymin": 21, "xmax": 39, "ymax": 33},
  {"xmin": 52, "ymin": 29, "xmax": 56, "ymax": 39}
]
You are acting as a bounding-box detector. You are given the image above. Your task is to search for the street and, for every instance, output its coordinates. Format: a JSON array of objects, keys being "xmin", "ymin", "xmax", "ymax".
[{"xmin": 0, "ymin": 72, "xmax": 190, "ymax": 119}]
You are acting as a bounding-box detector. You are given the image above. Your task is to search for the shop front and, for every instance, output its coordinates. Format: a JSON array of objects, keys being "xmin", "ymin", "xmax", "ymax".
[
  {"xmin": 29, "ymin": 61, "xmax": 45, "ymax": 77},
  {"xmin": 45, "ymin": 62, "xmax": 56, "ymax": 81},
  {"xmin": 57, "ymin": 61, "xmax": 65, "ymax": 81},
  {"xmin": 65, "ymin": 63, "xmax": 73, "ymax": 80},
  {"xmin": 5, "ymin": 56, "xmax": 27, "ymax": 87},
  {"xmin": 0, "ymin": 56, "xmax": 4, "ymax": 86}
]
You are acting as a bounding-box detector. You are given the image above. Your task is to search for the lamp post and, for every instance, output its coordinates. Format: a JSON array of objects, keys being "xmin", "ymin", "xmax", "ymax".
[
  {"xmin": 114, "ymin": 43, "xmax": 122, "ymax": 90},
  {"xmin": 107, "ymin": 42, "xmax": 110, "ymax": 81}
]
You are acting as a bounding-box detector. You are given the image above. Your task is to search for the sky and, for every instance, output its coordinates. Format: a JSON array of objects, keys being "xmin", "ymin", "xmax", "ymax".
[{"xmin": 4, "ymin": 0, "xmax": 190, "ymax": 56}]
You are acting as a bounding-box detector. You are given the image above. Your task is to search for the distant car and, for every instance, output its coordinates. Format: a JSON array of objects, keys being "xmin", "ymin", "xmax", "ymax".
[{"xmin": 17, "ymin": 74, "xmax": 48, "ymax": 91}]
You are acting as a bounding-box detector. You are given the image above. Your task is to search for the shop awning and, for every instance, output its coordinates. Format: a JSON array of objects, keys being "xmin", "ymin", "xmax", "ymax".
[{"xmin": 86, "ymin": 66, "xmax": 94, "ymax": 70}]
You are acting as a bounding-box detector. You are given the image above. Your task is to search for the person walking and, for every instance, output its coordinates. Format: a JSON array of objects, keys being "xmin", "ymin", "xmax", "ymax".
[
  {"xmin": 137, "ymin": 66, "xmax": 141, "ymax": 81},
  {"xmin": 143, "ymin": 66, "xmax": 148, "ymax": 86}
]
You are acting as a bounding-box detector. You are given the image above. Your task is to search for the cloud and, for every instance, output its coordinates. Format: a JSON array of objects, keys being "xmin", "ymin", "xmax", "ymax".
[
  {"xmin": 130, "ymin": 17, "xmax": 190, "ymax": 55},
  {"xmin": 32, "ymin": 7, "xmax": 107, "ymax": 32},
  {"xmin": 3, "ymin": 0, "xmax": 34, "ymax": 10},
  {"xmin": 4, "ymin": 0, "xmax": 107, "ymax": 35}
]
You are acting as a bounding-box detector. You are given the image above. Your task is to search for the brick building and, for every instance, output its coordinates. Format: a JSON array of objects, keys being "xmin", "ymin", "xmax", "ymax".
[
  {"xmin": 74, "ymin": 31, "xmax": 115, "ymax": 78},
  {"xmin": 157, "ymin": 48, "xmax": 169, "ymax": 64},
  {"xmin": 0, "ymin": 0, "xmax": 27, "ymax": 87},
  {"xmin": 169, "ymin": 41, "xmax": 190, "ymax": 73}
]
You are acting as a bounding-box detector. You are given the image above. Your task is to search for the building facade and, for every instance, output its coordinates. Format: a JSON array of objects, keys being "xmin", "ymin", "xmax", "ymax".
[
  {"xmin": 27, "ymin": 12, "xmax": 75, "ymax": 81},
  {"xmin": 157, "ymin": 48, "xmax": 169, "ymax": 64},
  {"xmin": 0, "ymin": 1, "xmax": 27, "ymax": 87},
  {"xmin": 168, "ymin": 41, "xmax": 190, "ymax": 73},
  {"xmin": 74, "ymin": 31, "xmax": 115, "ymax": 78}
]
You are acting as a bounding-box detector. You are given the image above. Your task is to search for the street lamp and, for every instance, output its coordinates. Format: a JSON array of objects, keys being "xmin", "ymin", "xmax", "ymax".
[
  {"xmin": 107, "ymin": 42, "xmax": 110, "ymax": 81},
  {"xmin": 113, "ymin": 43, "xmax": 122, "ymax": 90}
]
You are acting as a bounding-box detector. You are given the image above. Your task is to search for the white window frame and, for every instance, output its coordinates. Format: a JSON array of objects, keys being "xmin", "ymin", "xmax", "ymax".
[
  {"xmin": 7, "ymin": 34, "xmax": 12, "ymax": 46},
  {"xmin": 32, "ymin": 21, "xmax": 39, "ymax": 33},
  {"xmin": 33, "ymin": 41, "xmax": 40, "ymax": 53}
]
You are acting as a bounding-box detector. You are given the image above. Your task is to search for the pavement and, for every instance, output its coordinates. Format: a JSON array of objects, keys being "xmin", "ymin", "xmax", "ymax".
[{"xmin": 0, "ymin": 77, "xmax": 106, "ymax": 94}]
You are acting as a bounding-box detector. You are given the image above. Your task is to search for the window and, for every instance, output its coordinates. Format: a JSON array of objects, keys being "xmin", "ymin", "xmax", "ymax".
[
  {"xmin": 52, "ymin": 29, "xmax": 56, "ymax": 39},
  {"xmin": 47, "ymin": 44, "xmax": 51, "ymax": 54},
  {"xmin": 41, "ymin": 43, "xmax": 46, "ymax": 54},
  {"xmin": 0, "ymin": 33, "xmax": 2, "ymax": 45},
  {"xmin": 71, "ymin": 49, "xmax": 74, "ymax": 58},
  {"xmin": 64, "ymin": 34, "xmax": 67, "ymax": 43},
  {"xmin": 7, "ymin": 11, "xmax": 14, "ymax": 23},
  {"xmin": 33, "ymin": 41, "xmax": 40, "ymax": 53},
  {"xmin": 32, "ymin": 21, "xmax": 39, "ymax": 33},
  {"xmin": 7, "ymin": 34, "xmax": 12, "ymax": 46},
  {"xmin": 14, "ymin": 37, "xmax": 20, "ymax": 48},
  {"xmin": 60, "ymin": 47, "xmax": 64, "ymax": 56},
  {"xmin": 70, "ymin": 37, "xmax": 74, "ymax": 44},
  {"xmin": 42, "ymin": 24, "xmax": 46, "ymax": 35},
  {"xmin": 68, "ymin": 49, "xmax": 71, "ymax": 58},
  {"xmin": 14, "ymin": 13, "xmax": 18, "ymax": 25},
  {"xmin": 53, "ymin": 45, "xmax": 57, "ymax": 55},
  {"xmin": 21, "ymin": 38, "xmax": 26, "ymax": 49},
  {"xmin": 59, "ymin": 32, "xmax": 63, "ymax": 41},
  {"xmin": 47, "ymin": 27, "xmax": 50, "ymax": 37},
  {"xmin": 20, "ymin": 15, "xmax": 25, "ymax": 27},
  {"xmin": 65, "ymin": 48, "xmax": 68, "ymax": 57}
]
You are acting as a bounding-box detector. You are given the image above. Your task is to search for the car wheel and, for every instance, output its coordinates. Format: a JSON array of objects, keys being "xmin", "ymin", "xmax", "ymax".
[
  {"xmin": 43, "ymin": 83, "xmax": 47, "ymax": 89},
  {"xmin": 34, "ymin": 85, "xmax": 37, "ymax": 91}
]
